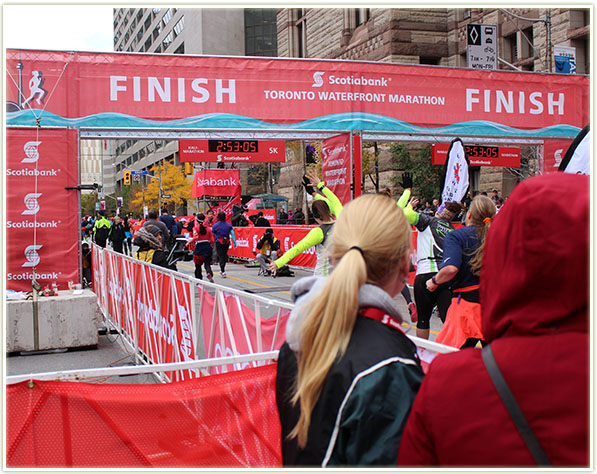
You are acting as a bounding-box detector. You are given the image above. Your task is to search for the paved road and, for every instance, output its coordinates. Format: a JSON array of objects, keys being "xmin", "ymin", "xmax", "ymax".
[{"xmin": 6, "ymin": 258, "xmax": 443, "ymax": 384}]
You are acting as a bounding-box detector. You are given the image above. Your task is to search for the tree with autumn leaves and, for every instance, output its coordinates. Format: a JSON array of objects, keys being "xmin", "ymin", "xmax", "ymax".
[{"xmin": 130, "ymin": 161, "xmax": 192, "ymax": 214}]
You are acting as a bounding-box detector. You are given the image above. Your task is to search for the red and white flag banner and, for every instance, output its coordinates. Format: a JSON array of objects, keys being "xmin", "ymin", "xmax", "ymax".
[
  {"xmin": 6, "ymin": 128, "xmax": 79, "ymax": 292},
  {"xmin": 321, "ymin": 133, "xmax": 352, "ymax": 204},
  {"xmin": 191, "ymin": 169, "xmax": 241, "ymax": 197}
]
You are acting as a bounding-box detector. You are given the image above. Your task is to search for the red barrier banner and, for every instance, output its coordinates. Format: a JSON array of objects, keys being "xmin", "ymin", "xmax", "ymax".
[
  {"xmin": 6, "ymin": 364, "xmax": 282, "ymax": 468},
  {"xmin": 191, "ymin": 169, "xmax": 241, "ymax": 197},
  {"xmin": 230, "ymin": 226, "xmax": 315, "ymax": 268},
  {"xmin": 199, "ymin": 289, "xmax": 289, "ymax": 374},
  {"xmin": 6, "ymin": 50, "xmax": 588, "ymax": 131},
  {"xmin": 322, "ymin": 133, "xmax": 352, "ymax": 204},
  {"xmin": 432, "ymin": 143, "xmax": 521, "ymax": 167},
  {"xmin": 6, "ymin": 128, "xmax": 79, "ymax": 291},
  {"xmin": 179, "ymin": 139, "xmax": 285, "ymax": 163},
  {"xmin": 93, "ymin": 246, "xmax": 196, "ymax": 379},
  {"xmin": 543, "ymin": 139, "xmax": 573, "ymax": 173}
]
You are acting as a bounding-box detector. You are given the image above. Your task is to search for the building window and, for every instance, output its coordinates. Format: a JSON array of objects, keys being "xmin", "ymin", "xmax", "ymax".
[
  {"xmin": 355, "ymin": 8, "xmax": 370, "ymax": 26},
  {"xmin": 152, "ymin": 8, "xmax": 161, "ymax": 15},
  {"xmin": 144, "ymin": 14, "xmax": 152, "ymax": 31},
  {"xmin": 520, "ymin": 27, "xmax": 534, "ymax": 59},
  {"xmin": 144, "ymin": 38, "xmax": 152, "ymax": 51},
  {"xmin": 505, "ymin": 33, "xmax": 517, "ymax": 63},
  {"xmin": 154, "ymin": 44, "xmax": 162, "ymax": 53},
  {"xmin": 420, "ymin": 57, "xmax": 440, "ymax": 65},
  {"xmin": 163, "ymin": 8, "xmax": 173, "ymax": 26},
  {"xmin": 174, "ymin": 43, "xmax": 185, "ymax": 54},
  {"xmin": 173, "ymin": 16, "xmax": 184, "ymax": 36},
  {"xmin": 295, "ymin": 9, "xmax": 307, "ymax": 58},
  {"xmin": 245, "ymin": 9, "xmax": 277, "ymax": 56},
  {"xmin": 163, "ymin": 31, "xmax": 173, "ymax": 49}
]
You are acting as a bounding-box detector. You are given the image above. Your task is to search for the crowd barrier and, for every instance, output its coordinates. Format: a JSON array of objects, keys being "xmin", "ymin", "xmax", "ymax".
[
  {"xmin": 6, "ymin": 245, "xmax": 456, "ymax": 468},
  {"xmin": 7, "ymin": 363, "xmax": 282, "ymax": 468},
  {"xmin": 91, "ymin": 245, "xmax": 293, "ymax": 381}
]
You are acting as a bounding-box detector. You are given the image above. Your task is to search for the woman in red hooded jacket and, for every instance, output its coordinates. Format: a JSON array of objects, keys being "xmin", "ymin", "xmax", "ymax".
[{"xmin": 398, "ymin": 172, "xmax": 589, "ymax": 468}]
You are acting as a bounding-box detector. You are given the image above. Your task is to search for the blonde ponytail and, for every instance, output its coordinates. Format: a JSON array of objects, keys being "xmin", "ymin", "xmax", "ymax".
[{"xmin": 290, "ymin": 194, "xmax": 411, "ymax": 447}]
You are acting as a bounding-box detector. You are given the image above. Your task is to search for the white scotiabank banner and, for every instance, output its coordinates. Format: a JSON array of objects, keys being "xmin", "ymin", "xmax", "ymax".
[{"xmin": 6, "ymin": 128, "xmax": 79, "ymax": 292}]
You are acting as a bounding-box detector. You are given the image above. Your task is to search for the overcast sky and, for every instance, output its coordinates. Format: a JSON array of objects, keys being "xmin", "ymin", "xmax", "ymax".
[{"xmin": 3, "ymin": 4, "xmax": 114, "ymax": 52}]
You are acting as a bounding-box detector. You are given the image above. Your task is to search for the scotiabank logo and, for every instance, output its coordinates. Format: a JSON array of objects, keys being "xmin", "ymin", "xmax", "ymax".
[
  {"xmin": 23, "ymin": 245, "xmax": 42, "ymax": 267},
  {"xmin": 22, "ymin": 141, "xmax": 42, "ymax": 163},
  {"xmin": 312, "ymin": 71, "xmax": 390, "ymax": 88},
  {"xmin": 312, "ymin": 72, "xmax": 324, "ymax": 87},
  {"xmin": 197, "ymin": 177, "xmax": 238, "ymax": 187},
  {"xmin": 22, "ymin": 193, "xmax": 42, "ymax": 215}
]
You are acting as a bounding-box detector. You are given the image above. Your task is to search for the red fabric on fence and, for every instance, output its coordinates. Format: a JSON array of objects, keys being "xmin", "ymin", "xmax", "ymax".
[{"xmin": 6, "ymin": 364, "xmax": 282, "ymax": 468}]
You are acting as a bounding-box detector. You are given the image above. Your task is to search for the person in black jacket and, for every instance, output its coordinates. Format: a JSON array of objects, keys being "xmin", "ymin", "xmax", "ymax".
[
  {"xmin": 109, "ymin": 216, "xmax": 126, "ymax": 254},
  {"xmin": 255, "ymin": 227, "xmax": 280, "ymax": 273},
  {"xmin": 276, "ymin": 194, "xmax": 423, "ymax": 467},
  {"xmin": 133, "ymin": 225, "xmax": 175, "ymax": 270}
]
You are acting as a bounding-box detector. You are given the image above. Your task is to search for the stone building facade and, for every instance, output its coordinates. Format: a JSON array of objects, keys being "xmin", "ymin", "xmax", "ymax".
[{"xmin": 275, "ymin": 8, "xmax": 590, "ymax": 201}]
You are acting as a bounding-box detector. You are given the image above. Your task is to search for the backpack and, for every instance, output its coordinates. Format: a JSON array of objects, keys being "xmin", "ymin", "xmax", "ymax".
[
  {"xmin": 276, "ymin": 265, "xmax": 294, "ymax": 277},
  {"xmin": 95, "ymin": 225, "xmax": 110, "ymax": 243}
]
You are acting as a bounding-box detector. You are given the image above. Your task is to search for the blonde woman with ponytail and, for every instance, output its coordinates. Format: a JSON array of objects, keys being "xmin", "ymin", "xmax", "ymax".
[
  {"xmin": 426, "ymin": 194, "xmax": 497, "ymax": 348},
  {"xmin": 275, "ymin": 194, "xmax": 424, "ymax": 466}
]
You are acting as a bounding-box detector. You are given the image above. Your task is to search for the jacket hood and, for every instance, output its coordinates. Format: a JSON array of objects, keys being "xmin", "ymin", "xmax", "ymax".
[
  {"xmin": 286, "ymin": 276, "xmax": 406, "ymax": 352},
  {"xmin": 481, "ymin": 173, "xmax": 589, "ymax": 342}
]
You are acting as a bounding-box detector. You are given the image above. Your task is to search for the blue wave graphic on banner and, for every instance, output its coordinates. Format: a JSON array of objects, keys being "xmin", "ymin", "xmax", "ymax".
[{"xmin": 6, "ymin": 109, "xmax": 581, "ymax": 138}]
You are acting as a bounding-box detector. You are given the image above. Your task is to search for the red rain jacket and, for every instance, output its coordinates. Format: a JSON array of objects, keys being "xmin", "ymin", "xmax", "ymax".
[{"xmin": 398, "ymin": 173, "xmax": 589, "ymax": 467}]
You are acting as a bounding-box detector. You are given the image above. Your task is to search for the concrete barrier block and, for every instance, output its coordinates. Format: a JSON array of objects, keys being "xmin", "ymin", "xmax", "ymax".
[{"xmin": 6, "ymin": 290, "xmax": 100, "ymax": 353}]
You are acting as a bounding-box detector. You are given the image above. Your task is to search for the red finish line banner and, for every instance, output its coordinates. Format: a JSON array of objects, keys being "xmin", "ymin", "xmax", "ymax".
[
  {"xmin": 179, "ymin": 139, "xmax": 285, "ymax": 163},
  {"xmin": 432, "ymin": 143, "xmax": 521, "ymax": 167},
  {"xmin": 5, "ymin": 49, "xmax": 588, "ymax": 131}
]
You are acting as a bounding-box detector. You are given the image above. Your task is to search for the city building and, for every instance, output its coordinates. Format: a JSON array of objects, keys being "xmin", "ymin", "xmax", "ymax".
[
  {"xmin": 276, "ymin": 8, "xmax": 590, "ymax": 197},
  {"xmin": 97, "ymin": 8, "xmax": 277, "ymax": 212},
  {"xmin": 97, "ymin": 8, "xmax": 589, "ymax": 209}
]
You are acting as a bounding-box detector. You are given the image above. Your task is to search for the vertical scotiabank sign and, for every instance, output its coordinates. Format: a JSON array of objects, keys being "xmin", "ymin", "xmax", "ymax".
[
  {"xmin": 321, "ymin": 133, "xmax": 352, "ymax": 204},
  {"xmin": 543, "ymin": 139, "xmax": 573, "ymax": 173},
  {"xmin": 6, "ymin": 129, "xmax": 79, "ymax": 292}
]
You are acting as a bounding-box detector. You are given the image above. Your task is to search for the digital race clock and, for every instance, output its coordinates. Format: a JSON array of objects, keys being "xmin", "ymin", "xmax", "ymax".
[
  {"xmin": 208, "ymin": 140, "xmax": 259, "ymax": 153},
  {"xmin": 464, "ymin": 145, "xmax": 499, "ymax": 158}
]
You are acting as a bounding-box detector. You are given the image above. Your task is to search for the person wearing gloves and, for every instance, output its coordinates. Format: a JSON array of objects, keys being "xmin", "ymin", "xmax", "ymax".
[
  {"xmin": 396, "ymin": 172, "xmax": 461, "ymax": 339},
  {"xmin": 268, "ymin": 168, "xmax": 343, "ymax": 276},
  {"xmin": 398, "ymin": 173, "xmax": 589, "ymax": 467},
  {"xmin": 275, "ymin": 193, "xmax": 424, "ymax": 467}
]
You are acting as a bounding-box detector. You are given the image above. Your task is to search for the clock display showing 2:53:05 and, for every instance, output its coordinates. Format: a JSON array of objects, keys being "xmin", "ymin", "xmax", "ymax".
[
  {"xmin": 208, "ymin": 140, "xmax": 259, "ymax": 153},
  {"xmin": 464, "ymin": 145, "xmax": 499, "ymax": 158}
]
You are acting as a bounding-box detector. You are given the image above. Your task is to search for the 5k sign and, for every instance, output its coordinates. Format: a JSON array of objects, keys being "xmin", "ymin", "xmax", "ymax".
[{"xmin": 6, "ymin": 129, "xmax": 79, "ymax": 291}]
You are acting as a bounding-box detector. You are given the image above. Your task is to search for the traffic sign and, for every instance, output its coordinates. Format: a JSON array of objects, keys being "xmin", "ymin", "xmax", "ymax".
[
  {"xmin": 131, "ymin": 170, "xmax": 149, "ymax": 175},
  {"xmin": 467, "ymin": 24, "xmax": 497, "ymax": 70},
  {"xmin": 161, "ymin": 194, "xmax": 172, "ymax": 199}
]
